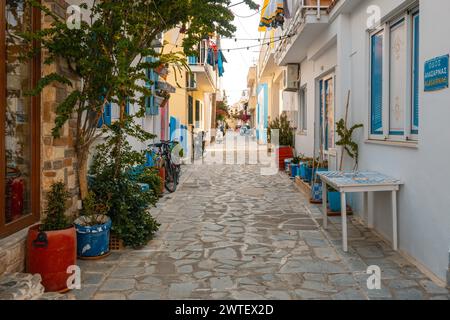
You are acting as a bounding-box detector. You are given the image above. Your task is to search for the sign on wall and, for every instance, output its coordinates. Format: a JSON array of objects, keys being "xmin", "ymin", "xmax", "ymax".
[{"xmin": 424, "ymin": 54, "xmax": 449, "ymax": 91}]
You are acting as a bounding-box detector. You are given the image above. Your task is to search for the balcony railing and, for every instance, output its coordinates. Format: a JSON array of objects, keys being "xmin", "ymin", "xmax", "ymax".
[
  {"xmin": 274, "ymin": 0, "xmax": 339, "ymax": 62},
  {"xmin": 187, "ymin": 40, "xmax": 208, "ymax": 66},
  {"xmin": 187, "ymin": 39, "xmax": 217, "ymax": 90}
]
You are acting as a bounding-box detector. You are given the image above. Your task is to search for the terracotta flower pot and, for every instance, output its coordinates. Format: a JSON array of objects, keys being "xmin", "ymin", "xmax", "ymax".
[{"xmin": 27, "ymin": 225, "xmax": 77, "ymax": 292}]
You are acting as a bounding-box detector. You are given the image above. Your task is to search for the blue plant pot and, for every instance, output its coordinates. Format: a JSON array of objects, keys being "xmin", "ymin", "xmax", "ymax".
[
  {"xmin": 75, "ymin": 216, "xmax": 112, "ymax": 258},
  {"xmin": 304, "ymin": 166, "xmax": 313, "ymax": 182},
  {"xmin": 328, "ymin": 191, "xmax": 342, "ymax": 212},
  {"xmin": 311, "ymin": 182, "xmax": 323, "ymax": 201},
  {"xmin": 291, "ymin": 164, "xmax": 300, "ymax": 178},
  {"xmin": 300, "ymin": 163, "xmax": 307, "ymax": 180}
]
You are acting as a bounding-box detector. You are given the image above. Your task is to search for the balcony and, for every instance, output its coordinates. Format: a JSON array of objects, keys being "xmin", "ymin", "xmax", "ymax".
[
  {"xmin": 274, "ymin": 0, "xmax": 339, "ymax": 65},
  {"xmin": 187, "ymin": 40, "xmax": 217, "ymax": 92}
]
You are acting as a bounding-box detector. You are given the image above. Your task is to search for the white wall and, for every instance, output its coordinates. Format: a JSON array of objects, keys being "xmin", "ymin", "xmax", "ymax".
[
  {"xmin": 285, "ymin": 0, "xmax": 450, "ymax": 282},
  {"xmin": 348, "ymin": 0, "xmax": 450, "ymax": 282}
]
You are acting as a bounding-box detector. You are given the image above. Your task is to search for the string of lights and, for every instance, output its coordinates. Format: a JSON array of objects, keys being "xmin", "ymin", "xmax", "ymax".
[
  {"xmin": 223, "ymin": 34, "xmax": 292, "ymax": 41},
  {"xmin": 221, "ymin": 34, "xmax": 293, "ymax": 52},
  {"xmin": 166, "ymin": 33, "xmax": 293, "ymax": 53}
]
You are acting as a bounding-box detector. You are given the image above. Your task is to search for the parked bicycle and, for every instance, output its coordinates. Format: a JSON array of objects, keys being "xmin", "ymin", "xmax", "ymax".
[{"xmin": 149, "ymin": 140, "xmax": 182, "ymax": 193}]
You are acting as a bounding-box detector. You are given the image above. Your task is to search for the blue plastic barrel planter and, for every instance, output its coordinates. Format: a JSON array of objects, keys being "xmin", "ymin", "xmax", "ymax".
[
  {"xmin": 291, "ymin": 164, "xmax": 300, "ymax": 178},
  {"xmin": 304, "ymin": 166, "xmax": 313, "ymax": 182},
  {"xmin": 74, "ymin": 216, "xmax": 112, "ymax": 258},
  {"xmin": 300, "ymin": 162, "xmax": 307, "ymax": 180},
  {"xmin": 328, "ymin": 191, "xmax": 342, "ymax": 212},
  {"xmin": 311, "ymin": 182, "xmax": 323, "ymax": 202}
]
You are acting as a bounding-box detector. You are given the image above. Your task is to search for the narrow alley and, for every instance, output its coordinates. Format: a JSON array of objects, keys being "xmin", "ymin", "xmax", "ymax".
[{"xmin": 74, "ymin": 140, "xmax": 449, "ymax": 300}]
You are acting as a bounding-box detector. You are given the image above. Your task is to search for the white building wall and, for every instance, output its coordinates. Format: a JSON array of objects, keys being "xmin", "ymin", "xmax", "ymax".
[
  {"xmin": 285, "ymin": 0, "xmax": 450, "ymax": 282},
  {"xmin": 348, "ymin": 0, "xmax": 450, "ymax": 282}
]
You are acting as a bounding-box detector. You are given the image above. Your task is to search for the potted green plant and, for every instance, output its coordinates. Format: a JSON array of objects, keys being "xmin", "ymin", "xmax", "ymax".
[
  {"xmin": 268, "ymin": 112, "xmax": 294, "ymax": 171},
  {"xmin": 327, "ymin": 117, "xmax": 364, "ymax": 212},
  {"xmin": 27, "ymin": 182, "xmax": 76, "ymax": 292},
  {"xmin": 300, "ymin": 156, "xmax": 312, "ymax": 181},
  {"xmin": 74, "ymin": 192, "xmax": 112, "ymax": 259},
  {"xmin": 291, "ymin": 156, "xmax": 302, "ymax": 178}
]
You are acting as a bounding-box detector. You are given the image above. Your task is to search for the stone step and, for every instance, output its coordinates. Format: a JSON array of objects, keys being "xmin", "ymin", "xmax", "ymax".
[{"xmin": 0, "ymin": 273, "xmax": 74, "ymax": 300}]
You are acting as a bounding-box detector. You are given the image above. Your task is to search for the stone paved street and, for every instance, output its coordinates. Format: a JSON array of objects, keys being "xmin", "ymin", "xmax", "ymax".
[{"xmin": 74, "ymin": 143, "xmax": 449, "ymax": 300}]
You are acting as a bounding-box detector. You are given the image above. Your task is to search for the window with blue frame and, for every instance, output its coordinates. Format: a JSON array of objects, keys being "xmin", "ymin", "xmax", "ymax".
[
  {"xmin": 411, "ymin": 12, "xmax": 420, "ymax": 136},
  {"xmin": 369, "ymin": 9, "xmax": 420, "ymax": 141},
  {"xmin": 145, "ymin": 57, "xmax": 159, "ymax": 116},
  {"xmin": 97, "ymin": 101, "xmax": 112, "ymax": 127},
  {"xmin": 370, "ymin": 31, "xmax": 383, "ymax": 136}
]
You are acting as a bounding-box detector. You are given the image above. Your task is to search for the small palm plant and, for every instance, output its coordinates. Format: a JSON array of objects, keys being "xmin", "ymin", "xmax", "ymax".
[{"xmin": 336, "ymin": 119, "xmax": 364, "ymax": 171}]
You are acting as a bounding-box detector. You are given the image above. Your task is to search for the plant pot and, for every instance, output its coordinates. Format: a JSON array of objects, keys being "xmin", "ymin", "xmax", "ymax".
[
  {"xmin": 300, "ymin": 162, "xmax": 307, "ymax": 180},
  {"xmin": 291, "ymin": 164, "xmax": 300, "ymax": 178},
  {"xmin": 74, "ymin": 215, "xmax": 112, "ymax": 258},
  {"xmin": 311, "ymin": 182, "xmax": 323, "ymax": 202},
  {"xmin": 328, "ymin": 191, "xmax": 342, "ymax": 212},
  {"xmin": 304, "ymin": 166, "xmax": 313, "ymax": 183},
  {"xmin": 276, "ymin": 146, "xmax": 293, "ymax": 171},
  {"xmin": 27, "ymin": 225, "xmax": 77, "ymax": 292}
]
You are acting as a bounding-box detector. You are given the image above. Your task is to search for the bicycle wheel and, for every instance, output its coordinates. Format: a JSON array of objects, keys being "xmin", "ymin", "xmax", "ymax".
[{"xmin": 165, "ymin": 162, "xmax": 177, "ymax": 193}]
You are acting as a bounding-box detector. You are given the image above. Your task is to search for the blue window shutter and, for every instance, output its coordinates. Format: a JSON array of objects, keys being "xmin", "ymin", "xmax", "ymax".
[
  {"xmin": 97, "ymin": 98, "xmax": 112, "ymax": 127},
  {"xmin": 371, "ymin": 32, "xmax": 384, "ymax": 135},
  {"xmin": 412, "ymin": 13, "xmax": 420, "ymax": 134},
  {"xmin": 125, "ymin": 99, "xmax": 130, "ymax": 115},
  {"xmin": 104, "ymin": 103, "xmax": 112, "ymax": 125}
]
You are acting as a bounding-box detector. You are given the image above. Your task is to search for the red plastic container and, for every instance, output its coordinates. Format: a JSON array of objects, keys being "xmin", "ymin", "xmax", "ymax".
[
  {"xmin": 27, "ymin": 225, "xmax": 77, "ymax": 292},
  {"xmin": 276, "ymin": 146, "xmax": 294, "ymax": 171}
]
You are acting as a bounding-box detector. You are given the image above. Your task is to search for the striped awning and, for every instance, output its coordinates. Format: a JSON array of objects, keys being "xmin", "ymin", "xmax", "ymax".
[{"xmin": 258, "ymin": 0, "xmax": 285, "ymax": 32}]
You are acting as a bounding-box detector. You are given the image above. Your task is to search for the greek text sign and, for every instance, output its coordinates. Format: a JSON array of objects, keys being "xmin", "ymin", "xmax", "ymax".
[{"xmin": 424, "ymin": 55, "xmax": 449, "ymax": 91}]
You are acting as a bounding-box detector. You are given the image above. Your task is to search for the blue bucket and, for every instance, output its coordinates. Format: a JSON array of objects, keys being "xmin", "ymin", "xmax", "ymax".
[
  {"xmin": 328, "ymin": 191, "xmax": 342, "ymax": 212},
  {"xmin": 291, "ymin": 164, "xmax": 300, "ymax": 178},
  {"xmin": 75, "ymin": 217, "xmax": 112, "ymax": 257},
  {"xmin": 311, "ymin": 182, "xmax": 323, "ymax": 201},
  {"xmin": 300, "ymin": 162, "xmax": 307, "ymax": 180},
  {"xmin": 304, "ymin": 166, "xmax": 313, "ymax": 182}
]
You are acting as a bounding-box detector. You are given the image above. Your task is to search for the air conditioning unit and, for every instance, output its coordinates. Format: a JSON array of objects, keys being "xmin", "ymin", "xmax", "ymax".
[
  {"xmin": 186, "ymin": 72, "xmax": 197, "ymax": 91},
  {"xmin": 283, "ymin": 64, "xmax": 299, "ymax": 92}
]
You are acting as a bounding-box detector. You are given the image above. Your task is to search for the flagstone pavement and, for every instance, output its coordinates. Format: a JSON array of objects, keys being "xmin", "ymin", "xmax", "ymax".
[{"xmin": 73, "ymin": 149, "xmax": 449, "ymax": 300}]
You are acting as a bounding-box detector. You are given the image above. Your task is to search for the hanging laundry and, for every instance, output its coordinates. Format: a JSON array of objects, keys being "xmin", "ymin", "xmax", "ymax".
[
  {"xmin": 207, "ymin": 48, "xmax": 215, "ymax": 67},
  {"xmin": 217, "ymin": 50, "xmax": 225, "ymax": 77},
  {"xmin": 258, "ymin": 0, "xmax": 285, "ymax": 32}
]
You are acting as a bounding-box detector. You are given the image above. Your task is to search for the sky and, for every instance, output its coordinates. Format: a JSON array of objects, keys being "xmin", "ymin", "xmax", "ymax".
[{"xmin": 221, "ymin": 1, "xmax": 262, "ymax": 106}]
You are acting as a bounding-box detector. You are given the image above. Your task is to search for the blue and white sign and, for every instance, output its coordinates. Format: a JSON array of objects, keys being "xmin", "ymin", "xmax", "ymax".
[{"xmin": 424, "ymin": 54, "xmax": 449, "ymax": 91}]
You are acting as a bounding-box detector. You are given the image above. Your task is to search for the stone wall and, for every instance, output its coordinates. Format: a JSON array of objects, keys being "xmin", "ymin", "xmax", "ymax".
[
  {"xmin": 41, "ymin": 0, "xmax": 80, "ymax": 218},
  {"xmin": 0, "ymin": 228, "xmax": 28, "ymax": 276},
  {"xmin": 0, "ymin": 0, "xmax": 80, "ymax": 278}
]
